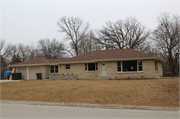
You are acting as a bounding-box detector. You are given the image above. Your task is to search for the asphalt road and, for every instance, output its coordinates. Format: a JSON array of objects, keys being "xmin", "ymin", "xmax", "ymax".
[{"xmin": 0, "ymin": 103, "xmax": 179, "ymax": 119}]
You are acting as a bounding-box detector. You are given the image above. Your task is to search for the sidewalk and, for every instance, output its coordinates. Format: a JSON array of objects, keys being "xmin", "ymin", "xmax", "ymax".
[{"xmin": 1, "ymin": 100, "xmax": 179, "ymax": 111}]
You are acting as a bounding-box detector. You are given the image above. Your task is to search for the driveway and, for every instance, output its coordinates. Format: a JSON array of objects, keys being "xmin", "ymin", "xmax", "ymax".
[
  {"xmin": 0, "ymin": 80, "xmax": 21, "ymax": 82},
  {"xmin": 1, "ymin": 102, "xmax": 179, "ymax": 119}
]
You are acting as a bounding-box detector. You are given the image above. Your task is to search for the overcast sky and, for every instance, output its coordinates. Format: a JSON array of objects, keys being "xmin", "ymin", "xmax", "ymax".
[{"xmin": 0, "ymin": 0, "xmax": 179, "ymax": 46}]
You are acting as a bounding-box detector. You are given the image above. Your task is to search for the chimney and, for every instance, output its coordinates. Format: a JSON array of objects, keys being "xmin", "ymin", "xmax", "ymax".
[{"xmin": 106, "ymin": 45, "xmax": 113, "ymax": 50}]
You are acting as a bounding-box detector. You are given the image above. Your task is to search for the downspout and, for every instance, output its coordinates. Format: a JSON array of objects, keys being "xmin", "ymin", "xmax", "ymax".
[
  {"xmin": 59, "ymin": 64, "xmax": 61, "ymax": 75},
  {"xmin": 57, "ymin": 62, "xmax": 61, "ymax": 75},
  {"xmin": 45, "ymin": 59, "xmax": 49, "ymax": 79},
  {"xmin": 153, "ymin": 60, "xmax": 155, "ymax": 78},
  {"xmin": 27, "ymin": 67, "xmax": 29, "ymax": 80}
]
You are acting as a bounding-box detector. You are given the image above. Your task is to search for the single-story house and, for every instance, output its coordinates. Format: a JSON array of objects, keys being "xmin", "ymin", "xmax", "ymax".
[{"xmin": 9, "ymin": 48, "xmax": 166, "ymax": 80}]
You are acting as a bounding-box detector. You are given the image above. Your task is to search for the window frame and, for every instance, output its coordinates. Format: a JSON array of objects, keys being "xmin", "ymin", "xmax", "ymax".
[
  {"xmin": 117, "ymin": 60, "xmax": 143, "ymax": 72},
  {"xmin": 96, "ymin": 63, "xmax": 98, "ymax": 70},
  {"xmin": 117, "ymin": 62, "xmax": 122, "ymax": 72},
  {"xmin": 85, "ymin": 63, "xmax": 98, "ymax": 71},
  {"xmin": 138, "ymin": 60, "xmax": 143, "ymax": 71},
  {"xmin": 50, "ymin": 65, "xmax": 59, "ymax": 74},
  {"xmin": 85, "ymin": 63, "xmax": 87, "ymax": 71},
  {"xmin": 65, "ymin": 64, "xmax": 70, "ymax": 70}
]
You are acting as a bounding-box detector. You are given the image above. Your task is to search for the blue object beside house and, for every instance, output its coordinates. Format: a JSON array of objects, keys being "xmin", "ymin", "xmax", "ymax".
[{"xmin": 4, "ymin": 71, "xmax": 12, "ymax": 79}]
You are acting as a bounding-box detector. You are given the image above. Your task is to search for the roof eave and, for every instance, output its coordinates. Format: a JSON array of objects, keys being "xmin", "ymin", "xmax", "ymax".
[
  {"xmin": 9, "ymin": 63, "xmax": 50, "ymax": 67},
  {"xmin": 58, "ymin": 61, "xmax": 96, "ymax": 64},
  {"xmin": 92, "ymin": 57, "xmax": 166, "ymax": 62},
  {"xmin": 58, "ymin": 57, "xmax": 166, "ymax": 64},
  {"xmin": 9, "ymin": 57, "xmax": 166, "ymax": 67},
  {"xmin": 154, "ymin": 57, "xmax": 166, "ymax": 62}
]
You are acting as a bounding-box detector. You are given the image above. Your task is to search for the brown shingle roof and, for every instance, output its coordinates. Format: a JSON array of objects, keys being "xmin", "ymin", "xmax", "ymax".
[
  {"xmin": 47, "ymin": 58, "xmax": 72, "ymax": 63},
  {"xmin": 10, "ymin": 49, "xmax": 157, "ymax": 66},
  {"xmin": 12, "ymin": 58, "xmax": 48, "ymax": 65},
  {"xmin": 69, "ymin": 48, "xmax": 155, "ymax": 62}
]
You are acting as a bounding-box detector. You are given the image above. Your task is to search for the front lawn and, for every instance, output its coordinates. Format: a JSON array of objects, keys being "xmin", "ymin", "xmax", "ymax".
[{"xmin": 1, "ymin": 79, "xmax": 179, "ymax": 107}]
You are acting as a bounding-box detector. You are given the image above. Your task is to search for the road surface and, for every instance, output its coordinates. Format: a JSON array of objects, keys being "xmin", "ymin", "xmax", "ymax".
[{"xmin": 0, "ymin": 103, "xmax": 179, "ymax": 119}]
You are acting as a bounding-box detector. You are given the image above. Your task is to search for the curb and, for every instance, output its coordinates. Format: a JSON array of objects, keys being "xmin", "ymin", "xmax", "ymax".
[
  {"xmin": 155, "ymin": 77, "xmax": 179, "ymax": 79},
  {"xmin": 1, "ymin": 100, "xmax": 179, "ymax": 111}
]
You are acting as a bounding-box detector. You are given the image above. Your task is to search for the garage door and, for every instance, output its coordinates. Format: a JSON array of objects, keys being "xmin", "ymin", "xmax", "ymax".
[
  {"xmin": 29, "ymin": 67, "xmax": 39, "ymax": 79},
  {"xmin": 17, "ymin": 68, "xmax": 27, "ymax": 79}
]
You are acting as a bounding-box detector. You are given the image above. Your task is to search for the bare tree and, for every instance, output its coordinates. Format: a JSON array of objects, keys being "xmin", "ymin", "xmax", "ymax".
[
  {"xmin": 92, "ymin": 17, "xmax": 150, "ymax": 49},
  {"xmin": 38, "ymin": 38, "xmax": 65, "ymax": 59},
  {"xmin": 6, "ymin": 44, "xmax": 19, "ymax": 65},
  {"xmin": 27, "ymin": 45, "xmax": 41, "ymax": 60},
  {"xmin": 152, "ymin": 13, "xmax": 180, "ymax": 75},
  {"xmin": 17, "ymin": 43, "xmax": 30, "ymax": 61},
  {"xmin": 57, "ymin": 16, "xmax": 89, "ymax": 56},
  {"xmin": 0, "ymin": 40, "xmax": 15, "ymax": 67},
  {"xmin": 11, "ymin": 53, "xmax": 22, "ymax": 65},
  {"xmin": 2, "ymin": 43, "xmax": 41, "ymax": 65},
  {"xmin": 78, "ymin": 31, "xmax": 103, "ymax": 54},
  {"xmin": 0, "ymin": 39, "xmax": 6, "ymax": 54},
  {"xmin": 0, "ymin": 39, "xmax": 7, "ymax": 78},
  {"xmin": 0, "ymin": 40, "xmax": 15, "ymax": 78}
]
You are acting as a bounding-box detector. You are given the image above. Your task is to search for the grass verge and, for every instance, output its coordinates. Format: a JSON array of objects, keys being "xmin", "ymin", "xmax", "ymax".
[{"xmin": 1, "ymin": 79, "xmax": 179, "ymax": 108}]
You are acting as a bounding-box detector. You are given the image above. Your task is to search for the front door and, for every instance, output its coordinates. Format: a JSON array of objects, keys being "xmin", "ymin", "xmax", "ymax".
[{"xmin": 101, "ymin": 62, "xmax": 107, "ymax": 76}]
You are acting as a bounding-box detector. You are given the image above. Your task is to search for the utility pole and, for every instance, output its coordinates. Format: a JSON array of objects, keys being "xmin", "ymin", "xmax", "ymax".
[{"xmin": 0, "ymin": 52, "xmax": 1, "ymax": 80}]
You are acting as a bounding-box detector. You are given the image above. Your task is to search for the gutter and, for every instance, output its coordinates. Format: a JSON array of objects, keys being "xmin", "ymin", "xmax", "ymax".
[
  {"xmin": 97, "ymin": 57, "xmax": 166, "ymax": 62},
  {"xmin": 9, "ymin": 63, "xmax": 49, "ymax": 67},
  {"xmin": 57, "ymin": 57, "xmax": 166, "ymax": 64}
]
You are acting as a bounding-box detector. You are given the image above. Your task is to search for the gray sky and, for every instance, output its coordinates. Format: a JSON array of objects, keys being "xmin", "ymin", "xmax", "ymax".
[{"xmin": 0, "ymin": 0, "xmax": 179, "ymax": 46}]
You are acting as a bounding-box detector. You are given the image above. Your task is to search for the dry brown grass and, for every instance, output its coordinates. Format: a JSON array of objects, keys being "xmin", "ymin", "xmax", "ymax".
[{"xmin": 1, "ymin": 79, "xmax": 179, "ymax": 107}]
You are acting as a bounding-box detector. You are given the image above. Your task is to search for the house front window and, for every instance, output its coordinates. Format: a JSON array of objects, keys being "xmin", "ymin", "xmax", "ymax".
[
  {"xmin": 65, "ymin": 64, "xmax": 70, "ymax": 70},
  {"xmin": 85, "ymin": 63, "xmax": 98, "ymax": 71},
  {"xmin": 117, "ymin": 60, "xmax": 143, "ymax": 72},
  {"xmin": 123, "ymin": 61, "xmax": 137, "ymax": 71},
  {"xmin": 50, "ymin": 65, "xmax": 58, "ymax": 73}
]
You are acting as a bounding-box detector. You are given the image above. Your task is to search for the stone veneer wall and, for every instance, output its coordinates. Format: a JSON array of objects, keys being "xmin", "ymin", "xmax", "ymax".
[
  {"xmin": 39, "ymin": 66, "xmax": 49, "ymax": 80},
  {"xmin": 59, "ymin": 63, "xmax": 98, "ymax": 79},
  {"xmin": 154, "ymin": 61, "xmax": 163, "ymax": 77},
  {"xmin": 49, "ymin": 74, "xmax": 78, "ymax": 80}
]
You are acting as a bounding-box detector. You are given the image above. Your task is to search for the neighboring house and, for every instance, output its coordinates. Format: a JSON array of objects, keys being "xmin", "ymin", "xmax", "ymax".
[{"xmin": 9, "ymin": 48, "xmax": 166, "ymax": 80}]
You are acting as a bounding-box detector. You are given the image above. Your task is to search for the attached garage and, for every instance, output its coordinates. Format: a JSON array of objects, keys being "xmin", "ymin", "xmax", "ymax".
[
  {"xmin": 29, "ymin": 67, "xmax": 39, "ymax": 79},
  {"xmin": 16, "ymin": 67, "xmax": 40, "ymax": 80}
]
